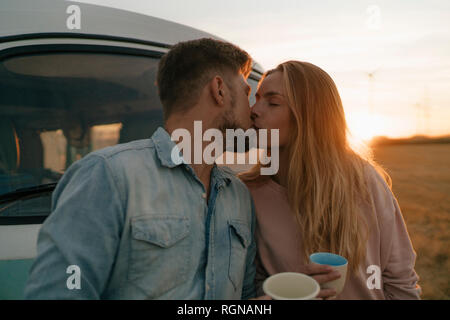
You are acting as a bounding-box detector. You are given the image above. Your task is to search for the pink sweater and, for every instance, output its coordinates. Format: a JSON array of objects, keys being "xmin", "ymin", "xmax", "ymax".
[{"xmin": 246, "ymin": 165, "xmax": 421, "ymax": 299}]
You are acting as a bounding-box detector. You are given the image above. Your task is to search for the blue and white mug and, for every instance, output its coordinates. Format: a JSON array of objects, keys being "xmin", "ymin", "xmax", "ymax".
[{"xmin": 309, "ymin": 252, "xmax": 348, "ymax": 295}]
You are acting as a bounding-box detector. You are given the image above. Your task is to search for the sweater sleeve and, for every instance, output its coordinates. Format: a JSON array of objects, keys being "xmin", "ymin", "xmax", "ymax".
[{"xmin": 370, "ymin": 169, "xmax": 421, "ymax": 300}]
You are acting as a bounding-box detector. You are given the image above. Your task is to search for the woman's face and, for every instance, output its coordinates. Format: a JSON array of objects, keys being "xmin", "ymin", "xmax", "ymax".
[{"xmin": 251, "ymin": 71, "xmax": 294, "ymax": 148}]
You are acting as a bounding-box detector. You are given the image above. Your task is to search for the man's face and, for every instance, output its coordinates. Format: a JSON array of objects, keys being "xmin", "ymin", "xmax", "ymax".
[{"xmin": 218, "ymin": 72, "xmax": 253, "ymax": 132}]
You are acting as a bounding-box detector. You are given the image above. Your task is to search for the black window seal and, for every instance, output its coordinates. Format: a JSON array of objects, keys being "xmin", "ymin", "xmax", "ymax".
[
  {"xmin": 251, "ymin": 69, "xmax": 264, "ymax": 77},
  {"xmin": 0, "ymin": 216, "xmax": 48, "ymax": 225},
  {"xmin": 248, "ymin": 73, "xmax": 261, "ymax": 82},
  {"xmin": 0, "ymin": 32, "xmax": 173, "ymax": 49},
  {"xmin": 0, "ymin": 43, "xmax": 165, "ymax": 61}
]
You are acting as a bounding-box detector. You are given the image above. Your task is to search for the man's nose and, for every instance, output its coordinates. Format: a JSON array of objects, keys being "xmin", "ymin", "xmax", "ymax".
[{"xmin": 250, "ymin": 102, "xmax": 260, "ymax": 119}]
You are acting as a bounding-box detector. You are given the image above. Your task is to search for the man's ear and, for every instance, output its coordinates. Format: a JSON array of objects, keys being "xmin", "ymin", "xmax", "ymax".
[{"xmin": 210, "ymin": 76, "xmax": 226, "ymax": 107}]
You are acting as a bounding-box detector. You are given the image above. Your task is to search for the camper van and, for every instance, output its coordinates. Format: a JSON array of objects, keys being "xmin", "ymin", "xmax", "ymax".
[{"xmin": 0, "ymin": 0, "xmax": 264, "ymax": 299}]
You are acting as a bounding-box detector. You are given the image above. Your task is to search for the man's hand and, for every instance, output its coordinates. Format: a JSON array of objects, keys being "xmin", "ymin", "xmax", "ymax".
[{"xmin": 299, "ymin": 263, "xmax": 341, "ymax": 299}]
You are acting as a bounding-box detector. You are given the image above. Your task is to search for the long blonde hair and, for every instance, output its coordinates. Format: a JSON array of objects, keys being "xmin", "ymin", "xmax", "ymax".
[{"xmin": 240, "ymin": 61, "xmax": 391, "ymax": 273}]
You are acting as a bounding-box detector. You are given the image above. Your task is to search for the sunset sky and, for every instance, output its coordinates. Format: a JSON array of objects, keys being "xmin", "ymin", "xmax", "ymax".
[{"xmin": 73, "ymin": 0, "xmax": 450, "ymax": 140}]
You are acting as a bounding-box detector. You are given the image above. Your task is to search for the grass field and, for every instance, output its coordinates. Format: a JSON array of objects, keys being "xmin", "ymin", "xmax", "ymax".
[{"xmin": 372, "ymin": 143, "xmax": 450, "ymax": 300}]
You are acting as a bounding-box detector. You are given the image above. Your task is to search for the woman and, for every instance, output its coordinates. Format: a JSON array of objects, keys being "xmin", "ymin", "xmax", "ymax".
[{"xmin": 240, "ymin": 61, "xmax": 421, "ymax": 299}]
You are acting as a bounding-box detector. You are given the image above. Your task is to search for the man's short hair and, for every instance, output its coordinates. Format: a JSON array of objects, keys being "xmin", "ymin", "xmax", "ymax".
[{"xmin": 156, "ymin": 38, "xmax": 252, "ymax": 120}]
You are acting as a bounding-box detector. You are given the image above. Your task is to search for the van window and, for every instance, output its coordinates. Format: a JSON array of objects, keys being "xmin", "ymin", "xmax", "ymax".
[{"xmin": 0, "ymin": 51, "xmax": 164, "ymax": 217}]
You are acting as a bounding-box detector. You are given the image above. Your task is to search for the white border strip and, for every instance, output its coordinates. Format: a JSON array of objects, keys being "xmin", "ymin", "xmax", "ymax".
[{"xmin": 0, "ymin": 224, "xmax": 41, "ymax": 260}]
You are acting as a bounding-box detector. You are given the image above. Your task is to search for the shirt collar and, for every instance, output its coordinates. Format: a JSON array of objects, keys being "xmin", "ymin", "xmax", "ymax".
[
  {"xmin": 151, "ymin": 126, "xmax": 185, "ymax": 168},
  {"xmin": 151, "ymin": 126, "xmax": 232, "ymax": 186},
  {"xmin": 212, "ymin": 165, "xmax": 232, "ymax": 188}
]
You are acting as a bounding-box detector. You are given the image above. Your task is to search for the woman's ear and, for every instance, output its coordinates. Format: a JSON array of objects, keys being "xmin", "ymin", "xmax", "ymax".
[{"xmin": 210, "ymin": 76, "xmax": 226, "ymax": 106}]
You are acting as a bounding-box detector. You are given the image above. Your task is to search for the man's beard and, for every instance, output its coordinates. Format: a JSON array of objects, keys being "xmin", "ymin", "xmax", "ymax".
[
  {"xmin": 217, "ymin": 108, "xmax": 240, "ymax": 133},
  {"xmin": 217, "ymin": 91, "xmax": 240, "ymax": 133},
  {"xmin": 216, "ymin": 96, "xmax": 253, "ymax": 153}
]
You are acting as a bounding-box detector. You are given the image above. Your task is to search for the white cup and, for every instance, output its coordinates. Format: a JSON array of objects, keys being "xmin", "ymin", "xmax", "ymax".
[
  {"xmin": 262, "ymin": 272, "xmax": 320, "ymax": 300},
  {"xmin": 309, "ymin": 252, "xmax": 348, "ymax": 295}
]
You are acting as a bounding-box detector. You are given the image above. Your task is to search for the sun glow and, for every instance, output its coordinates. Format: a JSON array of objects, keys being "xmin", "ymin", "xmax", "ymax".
[{"xmin": 346, "ymin": 112, "xmax": 389, "ymax": 142}]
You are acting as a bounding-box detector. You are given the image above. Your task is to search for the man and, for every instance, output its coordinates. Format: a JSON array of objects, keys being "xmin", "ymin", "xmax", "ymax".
[
  {"xmin": 25, "ymin": 38, "xmax": 337, "ymax": 299},
  {"xmin": 25, "ymin": 38, "xmax": 257, "ymax": 299}
]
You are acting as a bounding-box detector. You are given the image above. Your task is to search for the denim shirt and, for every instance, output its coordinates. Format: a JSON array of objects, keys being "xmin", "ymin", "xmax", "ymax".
[{"xmin": 24, "ymin": 127, "xmax": 256, "ymax": 299}]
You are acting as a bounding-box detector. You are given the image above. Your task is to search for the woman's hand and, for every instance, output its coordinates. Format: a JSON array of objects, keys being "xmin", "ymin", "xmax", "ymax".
[{"xmin": 298, "ymin": 263, "xmax": 341, "ymax": 299}]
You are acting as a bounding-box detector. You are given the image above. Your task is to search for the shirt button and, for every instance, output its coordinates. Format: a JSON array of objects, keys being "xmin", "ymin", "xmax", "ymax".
[{"xmin": 202, "ymin": 193, "xmax": 207, "ymax": 199}]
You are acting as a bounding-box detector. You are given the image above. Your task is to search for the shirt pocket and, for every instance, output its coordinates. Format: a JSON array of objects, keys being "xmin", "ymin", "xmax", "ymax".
[
  {"xmin": 228, "ymin": 219, "xmax": 251, "ymax": 290},
  {"xmin": 128, "ymin": 215, "xmax": 191, "ymax": 298}
]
